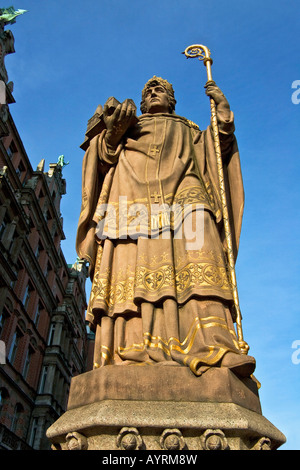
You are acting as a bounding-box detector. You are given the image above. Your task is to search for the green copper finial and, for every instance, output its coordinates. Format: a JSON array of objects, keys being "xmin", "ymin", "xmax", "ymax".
[
  {"xmin": 57, "ymin": 155, "xmax": 69, "ymax": 168},
  {"xmin": 0, "ymin": 6, "xmax": 27, "ymax": 25}
]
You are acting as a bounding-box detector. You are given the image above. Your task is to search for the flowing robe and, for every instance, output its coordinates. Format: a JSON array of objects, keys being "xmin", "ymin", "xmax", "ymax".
[{"xmin": 76, "ymin": 109, "xmax": 246, "ymax": 375}]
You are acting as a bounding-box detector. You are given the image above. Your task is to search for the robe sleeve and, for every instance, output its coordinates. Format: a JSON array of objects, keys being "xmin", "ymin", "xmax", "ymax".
[
  {"xmin": 76, "ymin": 131, "xmax": 120, "ymax": 279},
  {"xmin": 206, "ymin": 109, "xmax": 244, "ymax": 261},
  {"xmin": 214, "ymin": 108, "xmax": 235, "ymax": 160},
  {"xmin": 98, "ymin": 129, "xmax": 123, "ymax": 165},
  {"xmin": 192, "ymin": 110, "xmax": 244, "ymax": 262}
]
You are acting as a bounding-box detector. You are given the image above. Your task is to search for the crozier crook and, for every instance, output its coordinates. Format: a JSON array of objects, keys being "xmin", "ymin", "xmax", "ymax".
[{"xmin": 183, "ymin": 44, "xmax": 249, "ymax": 355}]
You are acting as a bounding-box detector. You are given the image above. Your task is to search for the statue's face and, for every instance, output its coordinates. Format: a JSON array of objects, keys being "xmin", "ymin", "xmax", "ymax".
[{"xmin": 143, "ymin": 84, "xmax": 170, "ymax": 114}]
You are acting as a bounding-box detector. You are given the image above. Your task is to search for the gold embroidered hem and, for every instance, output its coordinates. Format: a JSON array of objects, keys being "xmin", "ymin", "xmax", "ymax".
[{"xmin": 92, "ymin": 298, "xmax": 243, "ymax": 376}]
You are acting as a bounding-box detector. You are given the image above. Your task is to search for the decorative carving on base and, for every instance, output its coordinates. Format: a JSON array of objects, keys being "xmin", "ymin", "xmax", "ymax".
[
  {"xmin": 251, "ymin": 437, "xmax": 272, "ymax": 451},
  {"xmin": 160, "ymin": 429, "xmax": 186, "ymax": 450},
  {"xmin": 116, "ymin": 427, "xmax": 143, "ymax": 450},
  {"xmin": 65, "ymin": 432, "xmax": 88, "ymax": 451},
  {"xmin": 200, "ymin": 429, "xmax": 229, "ymax": 450}
]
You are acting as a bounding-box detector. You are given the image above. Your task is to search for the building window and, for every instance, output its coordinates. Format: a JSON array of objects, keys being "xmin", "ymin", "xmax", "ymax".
[
  {"xmin": 33, "ymin": 302, "xmax": 42, "ymax": 326},
  {"xmin": 6, "ymin": 222, "xmax": 16, "ymax": 253},
  {"xmin": 11, "ymin": 403, "xmax": 24, "ymax": 433},
  {"xmin": 47, "ymin": 323, "xmax": 56, "ymax": 345},
  {"xmin": 8, "ymin": 329, "xmax": 21, "ymax": 364},
  {"xmin": 43, "ymin": 208, "xmax": 52, "ymax": 223},
  {"xmin": 22, "ymin": 282, "xmax": 33, "ymax": 310},
  {"xmin": 6, "ymin": 140, "xmax": 17, "ymax": 159},
  {"xmin": 38, "ymin": 366, "xmax": 48, "ymax": 393},
  {"xmin": 45, "ymin": 261, "xmax": 53, "ymax": 281},
  {"xmin": 6, "ymin": 146, "xmax": 13, "ymax": 159},
  {"xmin": 34, "ymin": 242, "xmax": 40, "ymax": 259},
  {"xmin": 22, "ymin": 345, "xmax": 34, "ymax": 380},
  {"xmin": 35, "ymin": 241, "xmax": 44, "ymax": 260},
  {"xmin": 0, "ymin": 387, "xmax": 9, "ymax": 415},
  {"xmin": 54, "ymin": 231, "xmax": 60, "ymax": 250},
  {"xmin": 0, "ymin": 213, "xmax": 9, "ymax": 240},
  {"xmin": 0, "ymin": 307, "xmax": 9, "ymax": 337},
  {"xmin": 28, "ymin": 417, "xmax": 39, "ymax": 448},
  {"xmin": 15, "ymin": 160, "xmax": 26, "ymax": 179}
]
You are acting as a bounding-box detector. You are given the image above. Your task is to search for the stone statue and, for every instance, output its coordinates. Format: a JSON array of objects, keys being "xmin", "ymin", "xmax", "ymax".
[
  {"xmin": 48, "ymin": 71, "xmax": 286, "ymax": 451},
  {"xmin": 76, "ymin": 76, "xmax": 256, "ymax": 378},
  {"xmin": 57, "ymin": 154, "xmax": 69, "ymax": 168},
  {"xmin": 0, "ymin": 7, "xmax": 27, "ymax": 26},
  {"xmin": 0, "ymin": 6, "xmax": 26, "ymax": 106}
]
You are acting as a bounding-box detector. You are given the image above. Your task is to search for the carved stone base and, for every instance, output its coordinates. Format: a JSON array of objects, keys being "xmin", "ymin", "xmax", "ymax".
[
  {"xmin": 46, "ymin": 366, "xmax": 286, "ymax": 450},
  {"xmin": 46, "ymin": 399, "xmax": 285, "ymax": 450}
]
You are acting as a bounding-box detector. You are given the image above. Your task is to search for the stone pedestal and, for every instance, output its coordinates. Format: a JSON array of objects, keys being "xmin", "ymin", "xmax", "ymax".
[{"xmin": 46, "ymin": 365, "xmax": 286, "ymax": 450}]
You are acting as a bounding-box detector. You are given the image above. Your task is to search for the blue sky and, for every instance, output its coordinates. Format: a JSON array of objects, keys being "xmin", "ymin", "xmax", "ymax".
[{"xmin": 5, "ymin": 0, "xmax": 299, "ymax": 449}]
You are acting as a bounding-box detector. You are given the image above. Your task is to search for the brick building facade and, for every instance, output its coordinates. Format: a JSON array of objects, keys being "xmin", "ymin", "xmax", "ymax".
[{"xmin": 0, "ymin": 12, "xmax": 93, "ymax": 450}]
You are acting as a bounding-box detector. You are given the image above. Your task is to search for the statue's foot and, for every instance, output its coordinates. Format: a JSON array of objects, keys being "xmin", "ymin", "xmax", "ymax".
[{"xmin": 221, "ymin": 352, "xmax": 256, "ymax": 377}]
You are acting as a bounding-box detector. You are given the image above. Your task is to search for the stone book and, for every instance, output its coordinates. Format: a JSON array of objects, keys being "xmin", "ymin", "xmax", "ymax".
[{"xmin": 80, "ymin": 97, "xmax": 138, "ymax": 151}]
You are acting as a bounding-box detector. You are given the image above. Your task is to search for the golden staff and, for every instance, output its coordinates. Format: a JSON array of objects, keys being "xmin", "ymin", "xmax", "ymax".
[{"xmin": 183, "ymin": 44, "xmax": 249, "ymax": 355}]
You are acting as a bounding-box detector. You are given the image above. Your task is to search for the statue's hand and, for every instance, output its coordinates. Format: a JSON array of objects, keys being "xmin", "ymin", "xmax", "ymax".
[
  {"xmin": 104, "ymin": 99, "xmax": 137, "ymax": 148},
  {"xmin": 205, "ymin": 81, "xmax": 230, "ymax": 115}
]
